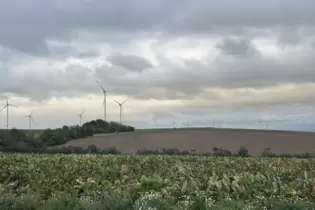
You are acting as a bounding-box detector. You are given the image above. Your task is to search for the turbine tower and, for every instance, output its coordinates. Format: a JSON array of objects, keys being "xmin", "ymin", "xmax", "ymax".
[
  {"xmin": 0, "ymin": 94, "xmax": 18, "ymax": 129},
  {"xmin": 96, "ymin": 80, "xmax": 117, "ymax": 122},
  {"xmin": 114, "ymin": 99, "xmax": 128, "ymax": 124},
  {"xmin": 25, "ymin": 109, "xmax": 35, "ymax": 130},
  {"xmin": 258, "ymin": 120, "xmax": 268, "ymax": 129},
  {"xmin": 77, "ymin": 111, "xmax": 84, "ymax": 126}
]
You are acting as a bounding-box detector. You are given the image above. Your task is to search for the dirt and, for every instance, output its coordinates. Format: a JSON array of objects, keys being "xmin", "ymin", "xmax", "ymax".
[{"xmin": 59, "ymin": 128, "xmax": 315, "ymax": 156}]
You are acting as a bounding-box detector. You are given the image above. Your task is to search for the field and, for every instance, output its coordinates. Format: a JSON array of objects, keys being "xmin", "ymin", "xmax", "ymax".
[
  {"xmin": 60, "ymin": 127, "xmax": 315, "ymax": 156},
  {"xmin": 1, "ymin": 154, "xmax": 315, "ymax": 209},
  {"xmin": 2, "ymin": 127, "xmax": 315, "ymax": 208}
]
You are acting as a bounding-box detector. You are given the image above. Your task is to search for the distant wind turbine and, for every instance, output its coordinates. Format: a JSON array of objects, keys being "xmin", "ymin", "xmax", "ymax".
[
  {"xmin": 25, "ymin": 109, "xmax": 35, "ymax": 130},
  {"xmin": 258, "ymin": 120, "xmax": 268, "ymax": 129},
  {"xmin": 77, "ymin": 111, "xmax": 84, "ymax": 126},
  {"xmin": 114, "ymin": 99, "xmax": 128, "ymax": 124},
  {"xmin": 96, "ymin": 80, "xmax": 117, "ymax": 122},
  {"xmin": 0, "ymin": 94, "xmax": 18, "ymax": 129}
]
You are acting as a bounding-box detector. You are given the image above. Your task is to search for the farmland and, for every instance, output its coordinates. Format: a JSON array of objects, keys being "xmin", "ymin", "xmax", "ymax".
[
  {"xmin": 61, "ymin": 127, "xmax": 315, "ymax": 156},
  {"xmin": 2, "ymin": 126, "xmax": 315, "ymax": 209},
  {"xmin": 1, "ymin": 154, "xmax": 315, "ymax": 209}
]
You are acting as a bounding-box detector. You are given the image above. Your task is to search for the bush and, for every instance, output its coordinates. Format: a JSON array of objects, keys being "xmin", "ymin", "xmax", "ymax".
[
  {"xmin": 236, "ymin": 146, "xmax": 250, "ymax": 157},
  {"xmin": 261, "ymin": 148, "xmax": 277, "ymax": 157},
  {"xmin": 137, "ymin": 149, "xmax": 160, "ymax": 155},
  {"xmin": 212, "ymin": 147, "xmax": 233, "ymax": 156}
]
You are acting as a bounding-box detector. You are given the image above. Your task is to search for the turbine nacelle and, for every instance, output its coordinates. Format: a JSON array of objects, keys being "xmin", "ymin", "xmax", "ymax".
[
  {"xmin": 1, "ymin": 94, "xmax": 18, "ymax": 129},
  {"xmin": 77, "ymin": 111, "xmax": 85, "ymax": 126},
  {"xmin": 96, "ymin": 80, "xmax": 118, "ymax": 121},
  {"xmin": 25, "ymin": 108, "xmax": 36, "ymax": 129}
]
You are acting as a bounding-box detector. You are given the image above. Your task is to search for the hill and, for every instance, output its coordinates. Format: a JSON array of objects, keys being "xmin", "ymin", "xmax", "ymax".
[{"xmin": 59, "ymin": 127, "xmax": 315, "ymax": 156}]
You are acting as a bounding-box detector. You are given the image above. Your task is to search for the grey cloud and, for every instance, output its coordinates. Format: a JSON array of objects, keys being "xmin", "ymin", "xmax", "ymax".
[
  {"xmin": 150, "ymin": 112, "xmax": 176, "ymax": 122},
  {"xmin": 107, "ymin": 54, "xmax": 153, "ymax": 72},
  {"xmin": 216, "ymin": 37, "xmax": 259, "ymax": 56},
  {"xmin": 1, "ymin": 0, "xmax": 315, "ymax": 105},
  {"xmin": 47, "ymin": 44, "xmax": 100, "ymax": 59},
  {"xmin": 1, "ymin": 0, "xmax": 315, "ymax": 54},
  {"xmin": 0, "ymin": 64, "xmax": 99, "ymax": 101},
  {"xmin": 2, "ymin": 44, "xmax": 315, "ymax": 104},
  {"xmin": 97, "ymin": 46, "xmax": 315, "ymax": 101}
]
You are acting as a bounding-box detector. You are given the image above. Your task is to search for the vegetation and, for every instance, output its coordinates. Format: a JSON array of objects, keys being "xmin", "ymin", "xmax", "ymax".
[
  {"xmin": 1, "ymin": 154, "xmax": 315, "ymax": 209},
  {"xmin": 0, "ymin": 119, "xmax": 134, "ymax": 152}
]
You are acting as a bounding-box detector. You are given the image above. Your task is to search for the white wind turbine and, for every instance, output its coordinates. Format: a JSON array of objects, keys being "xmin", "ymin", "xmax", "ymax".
[
  {"xmin": 96, "ymin": 80, "xmax": 117, "ymax": 122},
  {"xmin": 0, "ymin": 94, "xmax": 18, "ymax": 129},
  {"xmin": 114, "ymin": 99, "xmax": 128, "ymax": 124},
  {"xmin": 77, "ymin": 111, "xmax": 84, "ymax": 126},
  {"xmin": 25, "ymin": 109, "xmax": 35, "ymax": 130}
]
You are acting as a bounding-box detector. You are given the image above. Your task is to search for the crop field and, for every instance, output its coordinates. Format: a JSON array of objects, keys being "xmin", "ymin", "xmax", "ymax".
[
  {"xmin": 1, "ymin": 154, "xmax": 315, "ymax": 209},
  {"xmin": 61, "ymin": 128, "xmax": 315, "ymax": 156}
]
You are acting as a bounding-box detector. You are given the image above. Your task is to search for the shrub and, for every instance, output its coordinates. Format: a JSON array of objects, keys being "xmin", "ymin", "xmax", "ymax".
[
  {"xmin": 261, "ymin": 148, "xmax": 277, "ymax": 157},
  {"xmin": 212, "ymin": 147, "xmax": 232, "ymax": 156},
  {"xmin": 236, "ymin": 146, "xmax": 250, "ymax": 157}
]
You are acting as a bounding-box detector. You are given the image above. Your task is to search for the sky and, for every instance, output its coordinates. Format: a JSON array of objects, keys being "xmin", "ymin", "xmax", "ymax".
[{"xmin": 1, "ymin": 0, "xmax": 315, "ymax": 130}]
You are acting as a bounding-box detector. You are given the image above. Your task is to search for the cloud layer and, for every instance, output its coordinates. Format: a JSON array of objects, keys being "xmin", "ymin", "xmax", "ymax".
[{"xmin": 1, "ymin": 0, "xmax": 315, "ymax": 129}]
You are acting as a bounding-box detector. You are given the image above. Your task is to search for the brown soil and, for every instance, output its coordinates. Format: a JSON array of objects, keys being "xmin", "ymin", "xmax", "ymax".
[{"xmin": 59, "ymin": 128, "xmax": 315, "ymax": 156}]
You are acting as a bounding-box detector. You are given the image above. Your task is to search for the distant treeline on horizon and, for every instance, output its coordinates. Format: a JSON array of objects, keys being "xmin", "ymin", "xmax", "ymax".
[{"xmin": 0, "ymin": 119, "xmax": 135, "ymax": 151}]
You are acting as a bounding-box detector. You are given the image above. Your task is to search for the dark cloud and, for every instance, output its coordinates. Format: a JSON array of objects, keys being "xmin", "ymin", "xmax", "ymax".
[
  {"xmin": 1, "ymin": 0, "xmax": 315, "ymax": 54},
  {"xmin": 1, "ymin": 43, "xmax": 315, "ymax": 103},
  {"xmin": 47, "ymin": 43, "xmax": 100, "ymax": 59},
  {"xmin": 0, "ymin": 0, "xmax": 315, "ymax": 107},
  {"xmin": 107, "ymin": 54, "xmax": 153, "ymax": 72},
  {"xmin": 216, "ymin": 37, "xmax": 259, "ymax": 56},
  {"xmin": 0, "ymin": 64, "xmax": 98, "ymax": 101},
  {"xmin": 94, "ymin": 47, "xmax": 315, "ymax": 100}
]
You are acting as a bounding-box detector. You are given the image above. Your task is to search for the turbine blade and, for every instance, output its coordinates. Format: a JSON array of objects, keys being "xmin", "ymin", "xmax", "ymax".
[
  {"xmin": 114, "ymin": 100, "xmax": 120, "ymax": 105},
  {"xmin": 31, "ymin": 108, "xmax": 35, "ymax": 115},
  {"xmin": 9, "ymin": 104, "xmax": 18, "ymax": 108},
  {"xmin": 96, "ymin": 80, "xmax": 105, "ymax": 91},
  {"xmin": 0, "ymin": 105, "xmax": 7, "ymax": 113},
  {"xmin": 31, "ymin": 117, "xmax": 35, "ymax": 123},
  {"xmin": 5, "ymin": 93, "xmax": 8, "ymax": 104},
  {"xmin": 122, "ymin": 98, "xmax": 128, "ymax": 104}
]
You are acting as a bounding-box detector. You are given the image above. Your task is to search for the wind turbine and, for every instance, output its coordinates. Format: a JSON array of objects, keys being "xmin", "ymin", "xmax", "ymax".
[
  {"xmin": 25, "ymin": 109, "xmax": 35, "ymax": 130},
  {"xmin": 77, "ymin": 111, "xmax": 84, "ymax": 126},
  {"xmin": 114, "ymin": 99, "xmax": 128, "ymax": 124},
  {"xmin": 96, "ymin": 80, "xmax": 117, "ymax": 122},
  {"xmin": 0, "ymin": 94, "xmax": 18, "ymax": 129},
  {"xmin": 258, "ymin": 120, "xmax": 268, "ymax": 129}
]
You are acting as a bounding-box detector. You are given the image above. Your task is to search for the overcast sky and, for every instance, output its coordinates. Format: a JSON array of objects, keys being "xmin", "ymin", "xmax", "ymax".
[{"xmin": 1, "ymin": 0, "xmax": 315, "ymax": 130}]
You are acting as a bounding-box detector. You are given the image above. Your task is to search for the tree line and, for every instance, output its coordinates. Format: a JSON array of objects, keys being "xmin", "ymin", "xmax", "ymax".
[{"xmin": 0, "ymin": 119, "xmax": 134, "ymax": 152}]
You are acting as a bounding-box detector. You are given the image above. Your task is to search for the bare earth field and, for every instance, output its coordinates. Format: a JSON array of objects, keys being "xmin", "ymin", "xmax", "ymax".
[{"xmin": 59, "ymin": 128, "xmax": 315, "ymax": 156}]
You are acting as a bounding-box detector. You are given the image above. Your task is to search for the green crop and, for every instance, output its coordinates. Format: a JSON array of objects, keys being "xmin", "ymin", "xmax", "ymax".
[{"xmin": 1, "ymin": 154, "xmax": 315, "ymax": 205}]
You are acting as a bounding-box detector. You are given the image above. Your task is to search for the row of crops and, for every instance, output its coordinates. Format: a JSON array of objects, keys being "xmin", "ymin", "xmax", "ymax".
[{"xmin": 1, "ymin": 154, "xmax": 315, "ymax": 209}]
